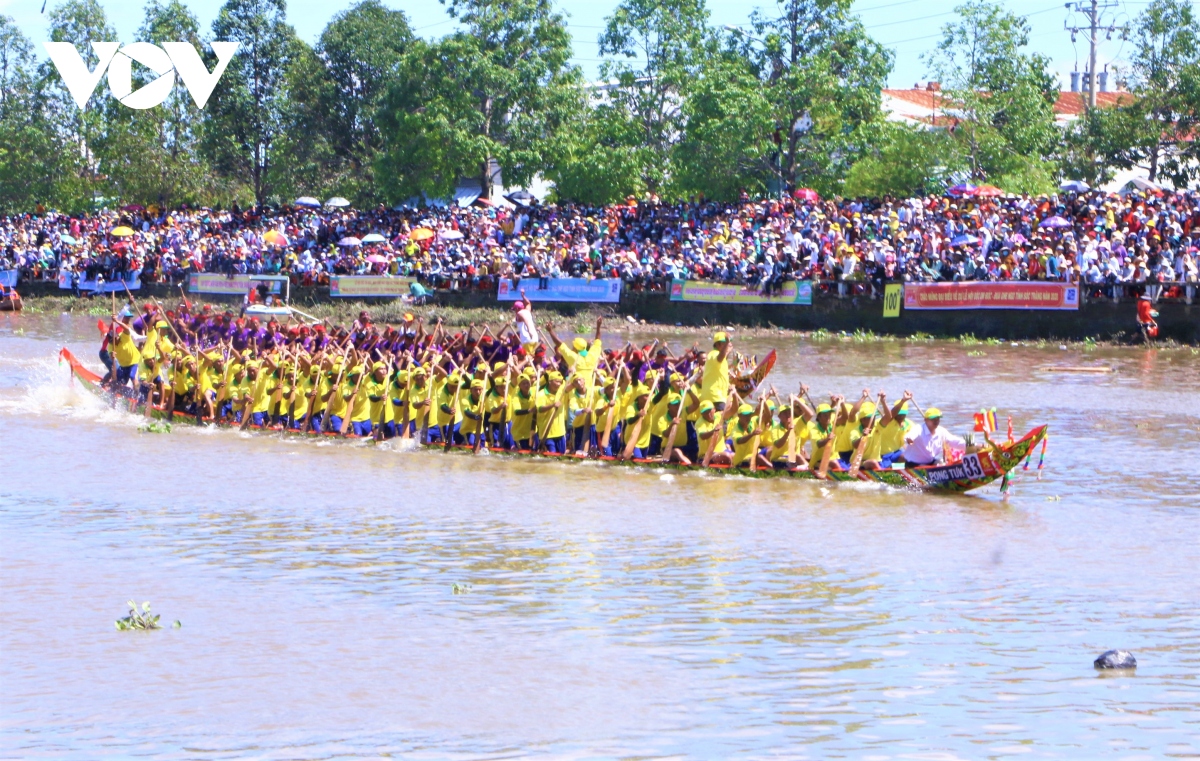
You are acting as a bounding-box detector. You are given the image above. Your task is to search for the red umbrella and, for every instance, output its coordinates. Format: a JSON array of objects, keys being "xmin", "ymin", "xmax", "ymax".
[
  {"xmin": 975, "ymin": 185, "xmax": 1004, "ymax": 198},
  {"xmin": 793, "ymin": 188, "xmax": 819, "ymax": 203},
  {"xmin": 121, "ymin": 204, "xmax": 145, "ymax": 212}
]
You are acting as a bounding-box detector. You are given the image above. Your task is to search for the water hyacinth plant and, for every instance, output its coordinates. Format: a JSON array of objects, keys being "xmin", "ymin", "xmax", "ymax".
[{"xmin": 115, "ymin": 600, "xmax": 181, "ymax": 630}]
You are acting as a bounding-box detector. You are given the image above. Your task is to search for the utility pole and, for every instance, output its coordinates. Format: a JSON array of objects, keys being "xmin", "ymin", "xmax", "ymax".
[{"xmin": 1065, "ymin": 0, "xmax": 1128, "ymax": 108}]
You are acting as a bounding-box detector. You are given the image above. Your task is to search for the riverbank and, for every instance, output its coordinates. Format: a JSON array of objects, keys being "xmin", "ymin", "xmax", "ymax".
[
  {"xmin": 13, "ymin": 282, "xmax": 1199, "ymax": 345},
  {"xmin": 13, "ymin": 292, "xmax": 1199, "ymax": 352}
]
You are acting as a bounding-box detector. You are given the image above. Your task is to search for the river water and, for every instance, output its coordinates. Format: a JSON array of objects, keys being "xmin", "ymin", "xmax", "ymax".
[{"xmin": 2, "ymin": 313, "xmax": 1198, "ymax": 760}]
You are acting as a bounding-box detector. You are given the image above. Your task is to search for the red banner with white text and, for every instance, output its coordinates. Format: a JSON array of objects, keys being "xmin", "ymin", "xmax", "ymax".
[{"xmin": 903, "ymin": 282, "xmax": 1080, "ymax": 310}]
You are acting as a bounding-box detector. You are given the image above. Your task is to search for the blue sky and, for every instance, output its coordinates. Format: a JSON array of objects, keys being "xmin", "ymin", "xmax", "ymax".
[{"xmin": 4, "ymin": 0, "xmax": 1148, "ymax": 90}]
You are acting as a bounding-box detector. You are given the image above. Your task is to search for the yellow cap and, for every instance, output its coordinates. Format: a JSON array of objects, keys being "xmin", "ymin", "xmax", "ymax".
[
  {"xmin": 924, "ymin": 407, "xmax": 942, "ymax": 419},
  {"xmin": 713, "ymin": 331, "xmax": 728, "ymax": 344},
  {"xmin": 572, "ymin": 337, "xmax": 587, "ymax": 351}
]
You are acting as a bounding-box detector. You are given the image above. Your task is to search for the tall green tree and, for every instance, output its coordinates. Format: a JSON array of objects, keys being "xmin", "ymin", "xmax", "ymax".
[
  {"xmin": 38, "ymin": 0, "xmax": 118, "ymax": 211},
  {"xmin": 318, "ymin": 0, "xmax": 412, "ymax": 199},
  {"xmin": 1124, "ymin": 0, "xmax": 1200, "ymax": 184},
  {"xmin": 595, "ymin": 0, "xmax": 710, "ymax": 194},
  {"xmin": 671, "ymin": 48, "xmax": 775, "ymax": 201},
  {"xmin": 744, "ymin": 0, "xmax": 893, "ymax": 194},
  {"xmin": 923, "ymin": 0, "xmax": 1059, "ymax": 192},
  {"xmin": 203, "ymin": 0, "xmax": 302, "ymax": 205},
  {"xmin": 0, "ymin": 15, "xmax": 66, "ymax": 212},
  {"xmin": 97, "ymin": 0, "xmax": 217, "ymax": 207},
  {"xmin": 375, "ymin": 0, "xmax": 582, "ymax": 203},
  {"xmin": 843, "ymin": 122, "xmax": 963, "ymax": 198}
]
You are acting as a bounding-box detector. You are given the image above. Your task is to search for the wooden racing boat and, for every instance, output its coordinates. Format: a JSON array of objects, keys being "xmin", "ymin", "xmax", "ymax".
[{"xmin": 59, "ymin": 347, "xmax": 1046, "ymax": 494}]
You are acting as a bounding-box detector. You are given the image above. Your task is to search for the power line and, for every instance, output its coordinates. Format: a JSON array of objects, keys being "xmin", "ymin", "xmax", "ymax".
[
  {"xmin": 1065, "ymin": 0, "xmax": 1129, "ymax": 106},
  {"xmin": 875, "ymin": 4, "xmax": 1063, "ymax": 47}
]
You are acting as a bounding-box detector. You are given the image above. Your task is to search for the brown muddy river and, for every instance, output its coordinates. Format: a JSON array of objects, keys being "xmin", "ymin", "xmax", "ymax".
[{"xmin": 2, "ymin": 312, "xmax": 1198, "ymax": 759}]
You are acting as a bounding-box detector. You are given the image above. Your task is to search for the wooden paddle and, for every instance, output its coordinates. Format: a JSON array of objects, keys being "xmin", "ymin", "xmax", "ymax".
[
  {"xmin": 322, "ymin": 347, "xmax": 352, "ymax": 433},
  {"xmin": 701, "ymin": 393, "xmax": 732, "ymax": 468},
  {"xmin": 847, "ymin": 411, "xmax": 877, "ymax": 478},
  {"xmin": 816, "ymin": 398, "xmax": 842, "ymax": 480},
  {"xmin": 748, "ymin": 396, "xmax": 767, "ymax": 472},
  {"xmin": 597, "ymin": 365, "xmax": 623, "ymax": 458},
  {"xmin": 620, "ymin": 375, "xmax": 656, "ymax": 461}
]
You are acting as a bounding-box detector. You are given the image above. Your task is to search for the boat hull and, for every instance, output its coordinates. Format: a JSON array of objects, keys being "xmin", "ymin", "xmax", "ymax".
[{"xmin": 59, "ymin": 347, "xmax": 1045, "ymax": 493}]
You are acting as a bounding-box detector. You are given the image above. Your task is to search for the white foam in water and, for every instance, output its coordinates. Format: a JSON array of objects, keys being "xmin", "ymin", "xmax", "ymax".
[{"xmin": 0, "ymin": 353, "xmax": 142, "ymax": 429}]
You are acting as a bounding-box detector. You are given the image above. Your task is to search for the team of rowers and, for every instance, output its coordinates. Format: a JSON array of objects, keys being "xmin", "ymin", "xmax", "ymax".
[{"xmin": 97, "ymin": 289, "xmax": 968, "ymax": 472}]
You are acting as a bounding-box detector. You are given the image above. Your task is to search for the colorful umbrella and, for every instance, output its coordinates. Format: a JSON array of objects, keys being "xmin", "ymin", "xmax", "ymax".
[
  {"xmin": 975, "ymin": 184, "xmax": 1004, "ymax": 198},
  {"xmin": 121, "ymin": 203, "xmax": 144, "ymax": 212},
  {"xmin": 263, "ymin": 230, "xmax": 289, "ymax": 246},
  {"xmin": 1039, "ymin": 216, "xmax": 1072, "ymax": 229},
  {"xmin": 293, "ymin": 196, "xmax": 321, "ymax": 208},
  {"xmin": 948, "ymin": 183, "xmax": 978, "ymax": 197},
  {"xmin": 110, "ymin": 226, "xmax": 135, "ymax": 237},
  {"xmin": 366, "ymin": 254, "xmax": 388, "ymax": 264},
  {"xmin": 409, "ymin": 228, "xmax": 435, "ymax": 242},
  {"xmin": 60, "ymin": 235, "xmax": 78, "ymax": 245},
  {"xmin": 361, "ymin": 233, "xmax": 387, "ymax": 244},
  {"xmin": 950, "ymin": 234, "xmax": 980, "ymax": 246},
  {"xmin": 793, "ymin": 188, "xmax": 820, "ymax": 202}
]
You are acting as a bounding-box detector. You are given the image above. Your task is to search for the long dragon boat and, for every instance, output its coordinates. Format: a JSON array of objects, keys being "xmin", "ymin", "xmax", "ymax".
[{"xmin": 60, "ymin": 347, "xmax": 1047, "ymax": 494}]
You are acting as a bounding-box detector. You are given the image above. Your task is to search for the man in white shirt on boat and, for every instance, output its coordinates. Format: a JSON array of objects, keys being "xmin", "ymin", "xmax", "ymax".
[{"xmin": 902, "ymin": 407, "xmax": 966, "ymax": 466}]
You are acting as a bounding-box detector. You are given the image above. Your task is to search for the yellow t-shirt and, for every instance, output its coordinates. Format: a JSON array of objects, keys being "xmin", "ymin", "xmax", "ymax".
[{"xmin": 700, "ymin": 350, "xmax": 730, "ymax": 405}]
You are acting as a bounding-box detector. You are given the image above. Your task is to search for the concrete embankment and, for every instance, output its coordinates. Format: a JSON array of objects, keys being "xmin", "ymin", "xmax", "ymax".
[{"xmin": 15, "ymin": 280, "xmax": 1198, "ymax": 343}]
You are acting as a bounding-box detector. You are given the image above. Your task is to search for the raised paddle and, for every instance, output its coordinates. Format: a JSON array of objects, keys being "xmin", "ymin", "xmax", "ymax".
[{"xmin": 701, "ymin": 393, "xmax": 733, "ymax": 468}]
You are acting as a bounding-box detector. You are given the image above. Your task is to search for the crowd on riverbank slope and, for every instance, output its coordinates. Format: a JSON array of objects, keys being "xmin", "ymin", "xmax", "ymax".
[{"xmin": 4, "ymin": 188, "xmax": 1198, "ymax": 301}]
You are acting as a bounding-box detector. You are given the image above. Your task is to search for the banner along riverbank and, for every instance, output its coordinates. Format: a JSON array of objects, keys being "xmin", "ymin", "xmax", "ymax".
[{"xmin": 14, "ymin": 284, "xmax": 1200, "ymax": 347}]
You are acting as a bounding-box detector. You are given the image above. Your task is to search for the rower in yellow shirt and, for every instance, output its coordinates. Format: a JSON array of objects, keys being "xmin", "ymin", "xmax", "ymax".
[
  {"xmin": 699, "ymin": 332, "xmax": 731, "ymax": 411},
  {"xmin": 766, "ymin": 401, "xmax": 808, "ymax": 468},
  {"xmin": 695, "ymin": 400, "xmax": 733, "ymax": 465},
  {"xmin": 510, "ymin": 370, "xmax": 537, "ymax": 449},
  {"xmin": 406, "ymin": 366, "xmax": 432, "ymax": 439},
  {"xmin": 485, "ymin": 362, "xmax": 512, "ymax": 449},
  {"xmin": 460, "ymin": 379, "xmax": 486, "ymax": 446},
  {"xmin": 434, "ymin": 371, "xmax": 464, "ymax": 444},
  {"xmin": 365, "ymin": 362, "xmax": 395, "ymax": 438},
  {"xmin": 536, "ymin": 370, "xmax": 571, "ymax": 453}
]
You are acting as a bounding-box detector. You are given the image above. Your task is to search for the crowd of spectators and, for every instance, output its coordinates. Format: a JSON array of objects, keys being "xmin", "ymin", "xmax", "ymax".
[{"xmin": 2, "ymin": 187, "xmax": 1197, "ymax": 303}]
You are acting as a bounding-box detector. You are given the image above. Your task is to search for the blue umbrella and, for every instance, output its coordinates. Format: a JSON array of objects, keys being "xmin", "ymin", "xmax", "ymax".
[
  {"xmin": 293, "ymin": 196, "xmax": 321, "ymax": 208},
  {"xmin": 1059, "ymin": 180, "xmax": 1090, "ymax": 193},
  {"xmin": 60, "ymin": 234, "xmax": 78, "ymax": 245},
  {"xmin": 951, "ymin": 234, "xmax": 980, "ymax": 246}
]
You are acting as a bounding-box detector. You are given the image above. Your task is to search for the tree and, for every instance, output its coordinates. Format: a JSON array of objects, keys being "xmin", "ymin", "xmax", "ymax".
[
  {"xmin": 923, "ymin": 0, "xmax": 1059, "ymax": 190},
  {"xmin": 843, "ymin": 122, "xmax": 963, "ymax": 198},
  {"xmin": 744, "ymin": 0, "xmax": 893, "ymax": 194},
  {"xmin": 546, "ymin": 100, "xmax": 649, "ymax": 205},
  {"xmin": 671, "ymin": 48, "xmax": 775, "ymax": 201},
  {"xmin": 375, "ymin": 0, "xmax": 582, "ymax": 204},
  {"xmin": 97, "ymin": 0, "xmax": 218, "ymax": 207},
  {"xmin": 203, "ymin": 0, "xmax": 302, "ymax": 205},
  {"xmin": 38, "ymin": 0, "xmax": 118, "ymax": 211},
  {"xmin": 595, "ymin": 0, "xmax": 710, "ymax": 194},
  {"xmin": 0, "ymin": 15, "xmax": 68, "ymax": 212},
  {"xmin": 316, "ymin": 0, "xmax": 412, "ymax": 200},
  {"xmin": 1123, "ymin": 0, "xmax": 1200, "ymax": 184}
]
